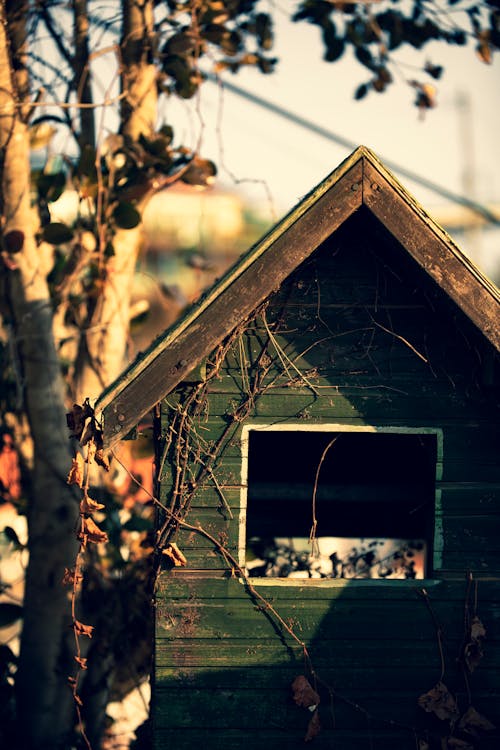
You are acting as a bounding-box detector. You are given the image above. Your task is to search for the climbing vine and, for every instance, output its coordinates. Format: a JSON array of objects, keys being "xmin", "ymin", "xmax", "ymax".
[{"xmin": 66, "ymin": 289, "xmax": 497, "ymax": 747}]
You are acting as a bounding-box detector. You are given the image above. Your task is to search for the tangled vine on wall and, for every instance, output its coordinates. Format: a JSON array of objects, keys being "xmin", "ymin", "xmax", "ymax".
[{"xmin": 67, "ymin": 300, "xmax": 496, "ymax": 747}]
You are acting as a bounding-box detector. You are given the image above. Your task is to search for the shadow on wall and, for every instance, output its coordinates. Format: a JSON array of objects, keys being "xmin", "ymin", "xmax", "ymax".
[{"xmin": 154, "ymin": 572, "xmax": 500, "ymax": 750}]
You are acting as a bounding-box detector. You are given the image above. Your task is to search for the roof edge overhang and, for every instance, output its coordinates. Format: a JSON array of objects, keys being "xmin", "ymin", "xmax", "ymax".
[
  {"xmin": 96, "ymin": 146, "xmax": 499, "ymax": 450},
  {"xmin": 360, "ymin": 153, "xmax": 499, "ymax": 352}
]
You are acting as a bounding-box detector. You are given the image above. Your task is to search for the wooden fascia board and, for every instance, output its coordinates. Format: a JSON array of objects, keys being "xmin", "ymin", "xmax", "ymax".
[
  {"xmin": 362, "ymin": 159, "xmax": 500, "ymax": 352},
  {"xmin": 98, "ymin": 155, "xmax": 364, "ymax": 449}
]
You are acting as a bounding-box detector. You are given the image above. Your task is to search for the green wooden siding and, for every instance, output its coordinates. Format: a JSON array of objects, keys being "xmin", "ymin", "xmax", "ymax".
[
  {"xmin": 155, "ymin": 579, "xmax": 500, "ymax": 749},
  {"xmin": 155, "ymin": 210, "xmax": 500, "ymax": 748}
]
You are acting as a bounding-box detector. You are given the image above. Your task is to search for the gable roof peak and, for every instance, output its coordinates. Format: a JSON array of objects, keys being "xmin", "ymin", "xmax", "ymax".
[{"xmin": 95, "ymin": 146, "xmax": 499, "ymax": 449}]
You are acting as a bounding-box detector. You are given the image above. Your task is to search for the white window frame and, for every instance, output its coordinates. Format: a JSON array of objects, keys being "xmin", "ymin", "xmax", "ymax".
[{"xmin": 239, "ymin": 423, "xmax": 444, "ymax": 585}]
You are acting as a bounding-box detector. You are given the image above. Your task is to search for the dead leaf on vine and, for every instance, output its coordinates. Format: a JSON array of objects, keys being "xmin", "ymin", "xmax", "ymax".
[
  {"xmin": 291, "ymin": 675, "xmax": 320, "ymax": 710},
  {"xmin": 79, "ymin": 516, "xmax": 108, "ymax": 545},
  {"xmin": 74, "ymin": 655, "xmax": 87, "ymax": 670},
  {"xmin": 464, "ymin": 639, "xmax": 484, "ymax": 672},
  {"xmin": 79, "ymin": 494, "xmax": 105, "ymax": 515},
  {"xmin": 62, "ymin": 567, "xmax": 82, "ymax": 586},
  {"xmin": 94, "ymin": 448, "xmax": 110, "ymax": 471},
  {"xmin": 66, "ymin": 402, "xmax": 92, "ymax": 441},
  {"xmin": 459, "ymin": 706, "xmax": 495, "ymax": 737},
  {"xmin": 67, "ymin": 453, "xmax": 85, "ymax": 487},
  {"xmin": 73, "ymin": 619, "xmax": 94, "ymax": 638},
  {"xmin": 470, "ymin": 615, "xmax": 486, "ymax": 641},
  {"xmin": 447, "ymin": 738, "xmax": 474, "ymax": 750},
  {"xmin": 305, "ymin": 709, "xmax": 320, "ymax": 742},
  {"xmin": 418, "ymin": 682, "xmax": 460, "ymax": 722},
  {"xmin": 162, "ymin": 542, "xmax": 187, "ymax": 567}
]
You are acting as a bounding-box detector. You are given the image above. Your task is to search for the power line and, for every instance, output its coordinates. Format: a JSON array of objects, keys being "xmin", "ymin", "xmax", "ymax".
[{"xmin": 207, "ymin": 74, "xmax": 500, "ymax": 227}]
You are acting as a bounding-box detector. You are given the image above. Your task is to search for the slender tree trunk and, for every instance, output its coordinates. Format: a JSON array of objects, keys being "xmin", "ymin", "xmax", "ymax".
[
  {"xmin": 73, "ymin": 0, "xmax": 96, "ymax": 150},
  {"xmin": 1, "ymin": 2, "xmax": 80, "ymax": 747},
  {"xmin": 73, "ymin": 0, "xmax": 158, "ymax": 735},
  {"xmin": 120, "ymin": 0, "xmax": 157, "ymax": 140},
  {"xmin": 73, "ymin": 0, "xmax": 157, "ymax": 404}
]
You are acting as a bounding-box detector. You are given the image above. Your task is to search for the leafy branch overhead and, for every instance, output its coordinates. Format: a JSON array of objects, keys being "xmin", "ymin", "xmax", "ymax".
[{"xmin": 293, "ymin": 0, "xmax": 499, "ymax": 108}]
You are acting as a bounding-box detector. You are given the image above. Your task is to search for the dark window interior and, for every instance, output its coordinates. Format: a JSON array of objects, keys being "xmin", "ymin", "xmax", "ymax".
[{"xmin": 245, "ymin": 430, "xmax": 437, "ymax": 578}]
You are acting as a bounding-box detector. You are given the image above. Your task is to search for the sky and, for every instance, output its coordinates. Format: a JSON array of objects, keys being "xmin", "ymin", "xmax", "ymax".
[{"xmin": 161, "ymin": 9, "xmax": 500, "ymax": 278}]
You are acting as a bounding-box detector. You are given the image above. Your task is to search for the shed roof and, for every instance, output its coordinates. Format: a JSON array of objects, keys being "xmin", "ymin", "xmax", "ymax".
[{"xmin": 96, "ymin": 145, "xmax": 500, "ymax": 449}]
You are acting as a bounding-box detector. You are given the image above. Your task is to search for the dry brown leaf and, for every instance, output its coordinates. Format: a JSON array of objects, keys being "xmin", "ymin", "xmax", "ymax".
[
  {"xmin": 0, "ymin": 432, "xmax": 21, "ymax": 501},
  {"xmin": 73, "ymin": 619, "xmax": 94, "ymax": 638},
  {"xmin": 291, "ymin": 675, "xmax": 320, "ymax": 710},
  {"xmin": 67, "ymin": 453, "xmax": 85, "ymax": 487},
  {"xmin": 464, "ymin": 639, "xmax": 484, "ymax": 673},
  {"xmin": 476, "ymin": 40, "xmax": 492, "ymax": 64},
  {"xmin": 94, "ymin": 448, "xmax": 110, "ymax": 471},
  {"xmin": 79, "ymin": 516, "xmax": 108, "ymax": 545},
  {"xmin": 305, "ymin": 709, "xmax": 320, "ymax": 742},
  {"xmin": 418, "ymin": 682, "xmax": 460, "ymax": 722},
  {"xmin": 459, "ymin": 706, "xmax": 496, "ymax": 737},
  {"xmin": 66, "ymin": 402, "xmax": 93, "ymax": 441},
  {"xmin": 162, "ymin": 542, "xmax": 187, "ymax": 567},
  {"xmin": 80, "ymin": 494, "xmax": 105, "ymax": 515},
  {"xmin": 62, "ymin": 567, "xmax": 82, "ymax": 586},
  {"xmin": 447, "ymin": 738, "xmax": 474, "ymax": 750},
  {"xmin": 470, "ymin": 615, "xmax": 486, "ymax": 641},
  {"xmin": 74, "ymin": 656, "xmax": 88, "ymax": 670}
]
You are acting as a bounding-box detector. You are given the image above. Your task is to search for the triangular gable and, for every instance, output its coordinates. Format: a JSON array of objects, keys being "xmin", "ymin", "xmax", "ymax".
[{"xmin": 96, "ymin": 146, "xmax": 499, "ymax": 449}]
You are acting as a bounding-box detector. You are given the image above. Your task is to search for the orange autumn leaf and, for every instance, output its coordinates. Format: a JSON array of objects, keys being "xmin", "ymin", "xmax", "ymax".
[
  {"xmin": 162, "ymin": 542, "xmax": 187, "ymax": 567},
  {"xmin": 79, "ymin": 516, "xmax": 108, "ymax": 545},
  {"xmin": 305, "ymin": 709, "xmax": 321, "ymax": 742},
  {"xmin": 62, "ymin": 567, "xmax": 83, "ymax": 586},
  {"xmin": 73, "ymin": 619, "xmax": 94, "ymax": 638},
  {"xmin": 94, "ymin": 448, "xmax": 110, "ymax": 471},
  {"xmin": 0, "ymin": 433, "xmax": 21, "ymax": 501},
  {"xmin": 418, "ymin": 682, "xmax": 459, "ymax": 722},
  {"xmin": 291, "ymin": 675, "xmax": 320, "ymax": 710},
  {"xmin": 67, "ymin": 453, "xmax": 85, "ymax": 488},
  {"xmin": 74, "ymin": 656, "xmax": 87, "ymax": 670},
  {"xmin": 79, "ymin": 494, "xmax": 105, "ymax": 515}
]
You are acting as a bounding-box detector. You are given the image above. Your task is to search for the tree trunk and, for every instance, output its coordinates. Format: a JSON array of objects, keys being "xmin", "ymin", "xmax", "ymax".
[
  {"xmin": 1, "ymin": 3, "xmax": 80, "ymax": 748},
  {"xmin": 73, "ymin": 0, "xmax": 96, "ymax": 151},
  {"xmin": 73, "ymin": 0, "xmax": 157, "ymax": 404},
  {"xmin": 73, "ymin": 224, "xmax": 145, "ymax": 404},
  {"xmin": 120, "ymin": 0, "xmax": 157, "ymax": 141}
]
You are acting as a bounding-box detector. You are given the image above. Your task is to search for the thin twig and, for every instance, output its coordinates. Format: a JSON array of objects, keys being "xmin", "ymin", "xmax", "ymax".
[{"xmin": 309, "ymin": 437, "xmax": 338, "ymax": 552}]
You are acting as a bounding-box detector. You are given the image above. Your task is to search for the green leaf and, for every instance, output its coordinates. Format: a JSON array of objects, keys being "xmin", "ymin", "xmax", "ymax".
[
  {"xmin": 256, "ymin": 13, "xmax": 273, "ymax": 51},
  {"xmin": 37, "ymin": 171, "xmax": 66, "ymax": 202},
  {"xmin": 354, "ymin": 83, "xmax": 369, "ymax": 100},
  {"xmin": 42, "ymin": 222, "xmax": 74, "ymax": 244},
  {"xmin": 2, "ymin": 526, "xmax": 22, "ymax": 549},
  {"xmin": 181, "ymin": 156, "xmax": 217, "ymax": 187},
  {"xmin": 76, "ymin": 144, "xmax": 97, "ymax": 180},
  {"xmin": 165, "ymin": 30, "xmax": 198, "ymax": 56},
  {"xmin": 112, "ymin": 202, "xmax": 141, "ymax": 230},
  {"xmin": 355, "ymin": 45, "xmax": 376, "ymax": 71},
  {"xmin": 29, "ymin": 122, "xmax": 56, "ymax": 150},
  {"xmin": 123, "ymin": 516, "xmax": 153, "ymax": 532},
  {"xmin": 0, "ymin": 603, "xmax": 23, "ymax": 629},
  {"xmin": 3, "ymin": 230, "xmax": 24, "ymax": 254},
  {"xmin": 159, "ymin": 124, "xmax": 174, "ymax": 145}
]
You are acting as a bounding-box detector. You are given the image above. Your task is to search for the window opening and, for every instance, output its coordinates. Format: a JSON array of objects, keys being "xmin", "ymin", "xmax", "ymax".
[{"xmin": 242, "ymin": 427, "xmax": 439, "ymax": 580}]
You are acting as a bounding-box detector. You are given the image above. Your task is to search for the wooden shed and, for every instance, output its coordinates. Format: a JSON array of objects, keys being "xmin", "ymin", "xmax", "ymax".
[{"xmin": 96, "ymin": 146, "xmax": 500, "ymax": 749}]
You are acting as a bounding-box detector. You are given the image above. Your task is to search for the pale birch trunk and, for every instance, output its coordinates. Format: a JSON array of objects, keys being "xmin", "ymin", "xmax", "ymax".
[
  {"xmin": 73, "ymin": 0, "xmax": 157, "ymax": 405},
  {"xmin": 0, "ymin": 2, "xmax": 80, "ymax": 747},
  {"xmin": 72, "ymin": 1, "xmax": 158, "ymax": 740}
]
